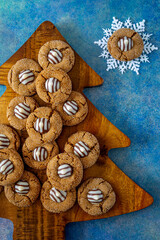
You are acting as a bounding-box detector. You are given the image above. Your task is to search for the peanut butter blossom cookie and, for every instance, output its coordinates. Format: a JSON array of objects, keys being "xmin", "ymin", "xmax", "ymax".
[
  {"xmin": 22, "ymin": 137, "xmax": 59, "ymax": 170},
  {"xmin": 78, "ymin": 178, "xmax": 116, "ymax": 216},
  {"xmin": 7, "ymin": 96, "xmax": 39, "ymax": 130},
  {"xmin": 4, "ymin": 170, "xmax": 41, "ymax": 207},
  {"xmin": 47, "ymin": 152, "xmax": 83, "ymax": 191},
  {"xmin": 107, "ymin": 28, "xmax": 144, "ymax": 61},
  {"xmin": 40, "ymin": 180, "xmax": 76, "ymax": 213},
  {"xmin": 38, "ymin": 40, "xmax": 75, "ymax": 72},
  {"xmin": 56, "ymin": 91, "xmax": 88, "ymax": 126},
  {"xmin": 36, "ymin": 67, "xmax": 72, "ymax": 107},
  {"xmin": 0, "ymin": 124, "xmax": 20, "ymax": 150},
  {"xmin": 0, "ymin": 149, "xmax": 24, "ymax": 186},
  {"xmin": 8, "ymin": 58, "xmax": 41, "ymax": 96},
  {"xmin": 64, "ymin": 131, "xmax": 100, "ymax": 168},
  {"xmin": 26, "ymin": 107, "xmax": 63, "ymax": 144}
]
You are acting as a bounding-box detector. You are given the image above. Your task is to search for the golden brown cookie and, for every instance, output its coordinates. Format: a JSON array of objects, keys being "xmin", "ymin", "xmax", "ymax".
[
  {"xmin": 0, "ymin": 124, "xmax": 20, "ymax": 150},
  {"xmin": 38, "ymin": 40, "xmax": 75, "ymax": 72},
  {"xmin": 40, "ymin": 180, "xmax": 76, "ymax": 213},
  {"xmin": 0, "ymin": 149, "xmax": 24, "ymax": 186},
  {"xmin": 22, "ymin": 137, "xmax": 59, "ymax": 170},
  {"xmin": 36, "ymin": 67, "xmax": 72, "ymax": 107},
  {"xmin": 7, "ymin": 96, "xmax": 39, "ymax": 131},
  {"xmin": 78, "ymin": 178, "xmax": 116, "ymax": 216},
  {"xmin": 47, "ymin": 152, "xmax": 83, "ymax": 191},
  {"xmin": 107, "ymin": 28, "xmax": 144, "ymax": 61},
  {"xmin": 4, "ymin": 170, "xmax": 41, "ymax": 207},
  {"xmin": 64, "ymin": 131, "xmax": 100, "ymax": 168},
  {"xmin": 55, "ymin": 91, "xmax": 88, "ymax": 126},
  {"xmin": 8, "ymin": 58, "xmax": 41, "ymax": 96},
  {"xmin": 26, "ymin": 107, "xmax": 63, "ymax": 144}
]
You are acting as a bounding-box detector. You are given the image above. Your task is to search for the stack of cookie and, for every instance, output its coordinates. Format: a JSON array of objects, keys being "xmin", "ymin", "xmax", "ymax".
[
  {"xmin": 0, "ymin": 40, "xmax": 116, "ymax": 215},
  {"xmin": 0, "ymin": 124, "xmax": 41, "ymax": 207}
]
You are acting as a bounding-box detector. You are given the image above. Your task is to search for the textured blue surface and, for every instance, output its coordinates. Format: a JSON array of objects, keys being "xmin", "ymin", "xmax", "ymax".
[{"xmin": 0, "ymin": 0, "xmax": 159, "ymax": 239}]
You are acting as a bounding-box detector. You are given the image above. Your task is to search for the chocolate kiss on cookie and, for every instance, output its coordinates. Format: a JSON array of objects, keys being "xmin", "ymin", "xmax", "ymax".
[
  {"xmin": 45, "ymin": 78, "xmax": 60, "ymax": 93},
  {"xmin": 34, "ymin": 118, "xmax": 50, "ymax": 134},
  {"xmin": 19, "ymin": 70, "xmax": 35, "ymax": 85},
  {"xmin": 63, "ymin": 100, "xmax": 79, "ymax": 116},
  {"xmin": 64, "ymin": 131, "xmax": 100, "ymax": 168},
  {"xmin": 0, "ymin": 149, "xmax": 24, "ymax": 186},
  {"xmin": 33, "ymin": 147, "xmax": 48, "ymax": 162},
  {"xmin": 4, "ymin": 171, "xmax": 41, "ymax": 207},
  {"xmin": 14, "ymin": 102, "xmax": 31, "ymax": 119},
  {"xmin": 47, "ymin": 153, "xmax": 83, "ymax": 191},
  {"xmin": 48, "ymin": 49, "xmax": 63, "ymax": 64},
  {"xmin": 58, "ymin": 164, "xmax": 73, "ymax": 178},
  {"xmin": 15, "ymin": 180, "xmax": 30, "ymax": 195},
  {"xmin": 118, "ymin": 36, "xmax": 133, "ymax": 51},
  {"xmin": 56, "ymin": 91, "xmax": 88, "ymax": 126},
  {"xmin": 78, "ymin": 178, "xmax": 116, "ymax": 216},
  {"xmin": 26, "ymin": 107, "xmax": 63, "ymax": 144},
  {"xmin": 0, "ymin": 134, "xmax": 10, "ymax": 149},
  {"xmin": 74, "ymin": 141, "xmax": 90, "ymax": 158},
  {"xmin": 49, "ymin": 187, "xmax": 67, "ymax": 203},
  {"xmin": 0, "ymin": 159, "xmax": 14, "ymax": 175},
  {"xmin": 40, "ymin": 180, "xmax": 76, "ymax": 213},
  {"xmin": 87, "ymin": 189, "xmax": 104, "ymax": 204}
]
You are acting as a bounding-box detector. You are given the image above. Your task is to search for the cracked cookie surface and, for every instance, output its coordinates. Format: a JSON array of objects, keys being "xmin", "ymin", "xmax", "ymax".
[
  {"xmin": 22, "ymin": 137, "xmax": 59, "ymax": 169},
  {"xmin": 0, "ymin": 149, "xmax": 24, "ymax": 186},
  {"xmin": 78, "ymin": 178, "xmax": 116, "ymax": 216},
  {"xmin": 7, "ymin": 96, "xmax": 39, "ymax": 131},
  {"xmin": 38, "ymin": 40, "xmax": 75, "ymax": 72},
  {"xmin": 26, "ymin": 107, "xmax": 63, "ymax": 144},
  {"xmin": 64, "ymin": 131, "xmax": 100, "ymax": 168},
  {"xmin": 4, "ymin": 170, "xmax": 41, "ymax": 207},
  {"xmin": 107, "ymin": 28, "xmax": 144, "ymax": 61},
  {"xmin": 40, "ymin": 180, "xmax": 76, "ymax": 213},
  {"xmin": 47, "ymin": 152, "xmax": 83, "ymax": 191},
  {"xmin": 8, "ymin": 58, "xmax": 41, "ymax": 96},
  {"xmin": 36, "ymin": 67, "xmax": 72, "ymax": 107},
  {"xmin": 0, "ymin": 124, "xmax": 20, "ymax": 151},
  {"xmin": 55, "ymin": 91, "xmax": 88, "ymax": 126}
]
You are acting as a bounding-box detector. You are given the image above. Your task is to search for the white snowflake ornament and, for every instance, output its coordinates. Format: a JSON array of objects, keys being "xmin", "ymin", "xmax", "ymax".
[
  {"xmin": 94, "ymin": 17, "xmax": 158, "ymax": 75},
  {"xmin": 111, "ymin": 17, "xmax": 123, "ymax": 31},
  {"xmin": 118, "ymin": 62, "xmax": 128, "ymax": 74},
  {"xmin": 124, "ymin": 18, "xmax": 133, "ymax": 28}
]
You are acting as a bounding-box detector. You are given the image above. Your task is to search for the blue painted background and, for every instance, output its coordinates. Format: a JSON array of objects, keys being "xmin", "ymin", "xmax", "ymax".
[{"xmin": 0, "ymin": 0, "xmax": 160, "ymax": 239}]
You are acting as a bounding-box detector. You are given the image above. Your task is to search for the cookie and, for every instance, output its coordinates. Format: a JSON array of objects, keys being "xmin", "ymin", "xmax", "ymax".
[
  {"xmin": 0, "ymin": 149, "xmax": 24, "ymax": 186},
  {"xmin": 38, "ymin": 40, "xmax": 75, "ymax": 72},
  {"xmin": 7, "ymin": 96, "xmax": 39, "ymax": 131},
  {"xmin": 64, "ymin": 131, "xmax": 100, "ymax": 168},
  {"xmin": 22, "ymin": 137, "xmax": 59, "ymax": 169},
  {"xmin": 36, "ymin": 67, "xmax": 72, "ymax": 107},
  {"xmin": 26, "ymin": 107, "xmax": 63, "ymax": 144},
  {"xmin": 55, "ymin": 91, "xmax": 88, "ymax": 126},
  {"xmin": 0, "ymin": 124, "xmax": 20, "ymax": 150},
  {"xmin": 47, "ymin": 152, "xmax": 83, "ymax": 191},
  {"xmin": 40, "ymin": 180, "xmax": 76, "ymax": 213},
  {"xmin": 78, "ymin": 178, "xmax": 116, "ymax": 216},
  {"xmin": 107, "ymin": 28, "xmax": 144, "ymax": 61},
  {"xmin": 4, "ymin": 170, "xmax": 41, "ymax": 207},
  {"xmin": 8, "ymin": 58, "xmax": 41, "ymax": 96}
]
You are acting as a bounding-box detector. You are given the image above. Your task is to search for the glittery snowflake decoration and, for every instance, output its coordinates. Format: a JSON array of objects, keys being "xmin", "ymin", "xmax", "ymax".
[{"xmin": 94, "ymin": 17, "xmax": 158, "ymax": 75}]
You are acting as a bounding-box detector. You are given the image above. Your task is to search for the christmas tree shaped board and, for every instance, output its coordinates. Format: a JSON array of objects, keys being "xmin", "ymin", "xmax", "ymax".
[{"xmin": 0, "ymin": 21, "xmax": 153, "ymax": 240}]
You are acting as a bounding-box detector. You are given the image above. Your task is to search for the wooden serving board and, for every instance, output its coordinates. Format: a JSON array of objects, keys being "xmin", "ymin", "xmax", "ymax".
[{"xmin": 0, "ymin": 21, "xmax": 153, "ymax": 240}]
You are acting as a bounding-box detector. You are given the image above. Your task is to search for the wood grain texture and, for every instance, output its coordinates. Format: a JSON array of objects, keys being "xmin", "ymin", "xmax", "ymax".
[{"xmin": 0, "ymin": 21, "xmax": 153, "ymax": 240}]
